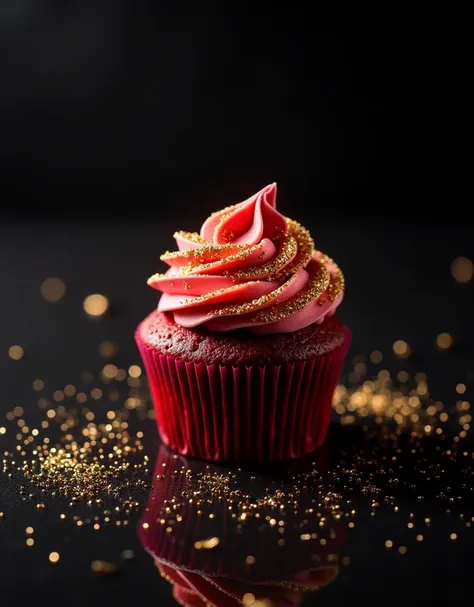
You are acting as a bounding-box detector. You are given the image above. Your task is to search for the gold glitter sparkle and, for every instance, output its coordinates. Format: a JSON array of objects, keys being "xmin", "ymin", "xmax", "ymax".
[
  {"xmin": 8, "ymin": 345, "xmax": 24, "ymax": 360},
  {"xmin": 393, "ymin": 340, "xmax": 410, "ymax": 358},
  {"xmin": 41, "ymin": 277, "xmax": 66, "ymax": 302},
  {"xmin": 91, "ymin": 560, "xmax": 117, "ymax": 575},
  {"xmin": 436, "ymin": 333, "xmax": 454, "ymax": 349},
  {"xmin": 194, "ymin": 537, "xmax": 220, "ymax": 550},
  {"xmin": 83, "ymin": 294, "xmax": 109, "ymax": 316},
  {"xmin": 451, "ymin": 257, "xmax": 473, "ymax": 283}
]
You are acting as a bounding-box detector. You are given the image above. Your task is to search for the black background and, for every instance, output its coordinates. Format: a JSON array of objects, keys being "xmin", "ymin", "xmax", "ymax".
[
  {"xmin": 1, "ymin": 3, "xmax": 473, "ymax": 607},
  {"xmin": 0, "ymin": 0, "xmax": 454, "ymax": 220}
]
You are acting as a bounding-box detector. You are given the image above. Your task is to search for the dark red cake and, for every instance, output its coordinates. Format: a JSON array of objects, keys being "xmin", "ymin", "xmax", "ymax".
[
  {"xmin": 139, "ymin": 310, "xmax": 348, "ymax": 366},
  {"xmin": 135, "ymin": 183, "xmax": 350, "ymax": 462}
]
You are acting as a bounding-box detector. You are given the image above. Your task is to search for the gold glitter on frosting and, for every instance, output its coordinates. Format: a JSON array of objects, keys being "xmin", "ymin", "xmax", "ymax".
[
  {"xmin": 217, "ymin": 211, "xmax": 236, "ymax": 242},
  {"xmin": 178, "ymin": 281, "xmax": 263, "ymax": 307},
  {"xmin": 207, "ymin": 269, "xmax": 306, "ymax": 317},
  {"xmin": 327, "ymin": 270, "xmax": 344, "ymax": 302},
  {"xmin": 245, "ymin": 262, "xmax": 331, "ymax": 324},
  {"xmin": 161, "ymin": 242, "xmax": 248, "ymax": 264},
  {"xmin": 225, "ymin": 234, "xmax": 297, "ymax": 280},
  {"xmin": 173, "ymin": 231, "xmax": 206, "ymax": 245},
  {"xmin": 316, "ymin": 253, "xmax": 345, "ymax": 304},
  {"xmin": 149, "ymin": 186, "xmax": 345, "ymax": 329},
  {"xmin": 177, "ymin": 242, "xmax": 267, "ymax": 276},
  {"xmin": 226, "ymin": 219, "xmax": 314, "ymax": 282},
  {"xmin": 271, "ymin": 219, "xmax": 315, "ymax": 280}
]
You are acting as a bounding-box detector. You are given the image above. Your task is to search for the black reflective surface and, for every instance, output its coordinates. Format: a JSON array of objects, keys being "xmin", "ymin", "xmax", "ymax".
[{"xmin": 1, "ymin": 217, "xmax": 474, "ymax": 606}]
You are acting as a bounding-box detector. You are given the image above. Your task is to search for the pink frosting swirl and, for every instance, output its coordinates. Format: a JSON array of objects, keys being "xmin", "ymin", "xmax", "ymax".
[{"xmin": 148, "ymin": 183, "xmax": 344, "ymax": 334}]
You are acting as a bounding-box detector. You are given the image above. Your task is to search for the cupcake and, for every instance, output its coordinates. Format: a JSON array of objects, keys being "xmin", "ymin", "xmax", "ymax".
[
  {"xmin": 136, "ymin": 183, "xmax": 350, "ymax": 462},
  {"xmin": 139, "ymin": 444, "xmax": 345, "ymax": 607}
]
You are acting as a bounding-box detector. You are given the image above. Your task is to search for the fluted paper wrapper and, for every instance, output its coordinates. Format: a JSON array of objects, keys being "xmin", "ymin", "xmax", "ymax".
[
  {"xmin": 135, "ymin": 325, "xmax": 350, "ymax": 463},
  {"xmin": 139, "ymin": 445, "xmax": 342, "ymax": 584}
]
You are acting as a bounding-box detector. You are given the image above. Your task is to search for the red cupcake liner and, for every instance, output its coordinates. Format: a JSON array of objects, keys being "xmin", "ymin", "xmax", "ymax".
[
  {"xmin": 139, "ymin": 444, "xmax": 344, "ymax": 584},
  {"xmin": 158, "ymin": 562, "xmax": 330, "ymax": 607},
  {"xmin": 136, "ymin": 325, "xmax": 350, "ymax": 463}
]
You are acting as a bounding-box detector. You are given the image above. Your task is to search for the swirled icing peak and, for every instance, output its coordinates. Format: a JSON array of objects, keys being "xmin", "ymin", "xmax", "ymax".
[{"xmin": 148, "ymin": 183, "xmax": 344, "ymax": 333}]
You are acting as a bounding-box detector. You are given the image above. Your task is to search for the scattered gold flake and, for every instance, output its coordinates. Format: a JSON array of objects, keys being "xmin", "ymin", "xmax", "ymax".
[
  {"xmin": 25, "ymin": 527, "xmax": 34, "ymax": 535},
  {"xmin": 393, "ymin": 340, "xmax": 410, "ymax": 358},
  {"xmin": 41, "ymin": 277, "xmax": 66, "ymax": 302},
  {"xmin": 243, "ymin": 594, "xmax": 256, "ymax": 605},
  {"xmin": 457, "ymin": 383, "xmax": 467, "ymax": 394},
  {"xmin": 0, "ymin": 427, "xmax": 6, "ymax": 435},
  {"xmin": 0, "ymin": 512, "xmax": 4, "ymax": 519},
  {"xmin": 370, "ymin": 351, "xmax": 383, "ymax": 364},
  {"xmin": 451, "ymin": 257, "xmax": 473, "ymax": 283},
  {"xmin": 436, "ymin": 333, "xmax": 453, "ymax": 349},
  {"xmin": 49, "ymin": 552, "xmax": 60, "ymax": 564},
  {"xmin": 194, "ymin": 537, "xmax": 220, "ymax": 550},
  {"xmin": 83, "ymin": 294, "xmax": 109, "ymax": 316},
  {"xmin": 26, "ymin": 538, "xmax": 35, "ymax": 547},
  {"xmin": 5, "ymin": 339, "xmax": 474, "ymax": 585},
  {"xmin": 2, "ymin": 397, "xmax": 149, "ymax": 521},
  {"xmin": 99, "ymin": 341, "xmax": 118, "ymax": 358},
  {"xmin": 450, "ymin": 533, "xmax": 457, "ymax": 540},
  {"xmin": 102, "ymin": 364, "xmax": 118, "ymax": 379},
  {"xmin": 8, "ymin": 345, "xmax": 24, "ymax": 360},
  {"xmin": 397, "ymin": 370, "xmax": 409, "ymax": 382},
  {"xmin": 64, "ymin": 384, "xmax": 76, "ymax": 397},
  {"xmin": 128, "ymin": 365, "xmax": 142, "ymax": 378},
  {"xmin": 91, "ymin": 561, "xmax": 117, "ymax": 575},
  {"xmin": 245, "ymin": 555, "xmax": 256, "ymax": 565},
  {"xmin": 33, "ymin": 379, "xmax": 44, "ymax": 391}
]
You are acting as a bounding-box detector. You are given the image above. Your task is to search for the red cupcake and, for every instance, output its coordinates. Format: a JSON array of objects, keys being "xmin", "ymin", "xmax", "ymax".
[{"xmin": 136, "ymin": 183, "xmax": 350, "ymax": 462}]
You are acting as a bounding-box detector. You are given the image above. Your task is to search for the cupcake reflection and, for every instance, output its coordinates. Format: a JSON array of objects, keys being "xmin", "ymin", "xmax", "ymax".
[{"xmin": 139, "ymin": 444, "xmax": 346, "ymax": 606}]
